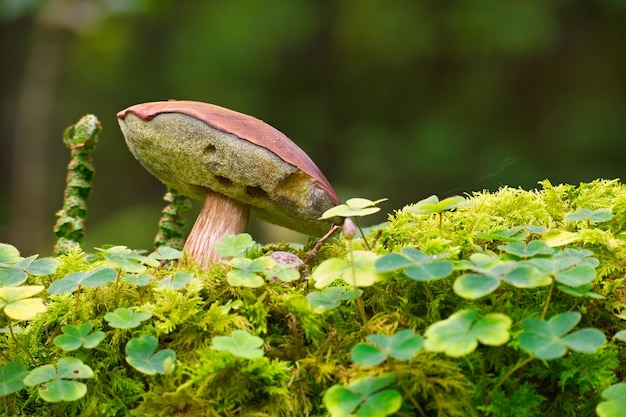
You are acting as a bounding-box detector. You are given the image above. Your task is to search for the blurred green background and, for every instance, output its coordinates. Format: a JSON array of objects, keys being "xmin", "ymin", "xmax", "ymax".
[{"xmin": 1, "ymin": 0, "xmax": 625, "ymax": 256}]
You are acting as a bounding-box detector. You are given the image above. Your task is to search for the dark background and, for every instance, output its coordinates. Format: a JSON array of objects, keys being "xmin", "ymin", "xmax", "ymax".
[{"xmin": 1, "ymin": 0, "xmax": 625, "ymax": 255}]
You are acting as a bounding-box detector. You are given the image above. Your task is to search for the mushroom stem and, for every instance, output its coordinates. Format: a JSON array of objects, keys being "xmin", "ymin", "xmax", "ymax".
[{"xmin": 183, "ymin": 188, "xmax": 251, "ymax": 268}]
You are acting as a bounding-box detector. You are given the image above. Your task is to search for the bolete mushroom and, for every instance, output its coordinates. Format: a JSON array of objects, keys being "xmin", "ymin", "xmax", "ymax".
[{"xmin": 117, "ymin": 100, "xmax": 340, "ymax": 268}]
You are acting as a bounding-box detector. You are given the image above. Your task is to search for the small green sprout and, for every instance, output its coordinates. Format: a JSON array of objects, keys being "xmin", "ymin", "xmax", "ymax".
[
  {"xmin": 53, "ymin": 323, "xmax": 105, "ymax": 351},
  {"xmin": 424, "ymin": 310, "xmax": 512, "ymax": 357},
  {"xmin": 565, "ymin": 207, "xmax": 613, "ymax": 226},
  {"xmin": 23, "ymin": 357, "xmax": 94, "ymax": 402},
  {"xmin": 210, "ymin": 329, "xmax": 264, "ymax": 359},
  {"xmin": 104, "ymin": 308, "xmax": 152, "ymax": 329},
  {"xmin": 0, "ymin": 286, "xmax": 47, "ymax": 320},
  {"xmin": 48, "ymin": 267, "xmax": 118, "ymax": 295},
  {"xmin": 97, "ymin": 246, "xmax": 160, "ymax": 273},
  {"xmin": 404, "ymin": 195, "xmax": 471, "ymax": 228},
  {"xmin": 375, "ymin": 248, "xmax": 454, "ymax": 281},
  {"xmin": 320, "ymin": 198, "xmax": 387, "ymax": 249},
  {"xmin": 125, "ymin": 335, "xmax": 176, "ymax": 375},
  {"xmin": 156, "ymin": 271, "xmax": 194, "ymax": 289},
  {"xmin": 497, "ymin": 240, "xmax": 554, "ymax": 258},
  {"xmin": 122, "ymin": 273, "xmax": 154, "ymax": 287},
  {"xmin": 214, "ymin": 233, "xmax": 257, "ymax": 258},
  {"xmin": 351, "ymin": 329, "xmax": 424, "ymax": 366},
  {"xmin": 323, "ymin": 375, "xmax": 402, "ymax": 417},
  {"xmin": 0, "ymin": 362, "xmax": 29, "ymax": 396},
  {"xmin": 306, "ymin": 287, "xmax": 360, "ymax": 312},
  {"xmin": 596, "ymin": 383, "xmax": 626, "ymax": 417},
  {"xmin": 518, "ymin": 311, "xmax": 606, "ymax": 360},
  {"xmin": 312, "ymin": 251, "xmax": 383, "ymax": 288}
]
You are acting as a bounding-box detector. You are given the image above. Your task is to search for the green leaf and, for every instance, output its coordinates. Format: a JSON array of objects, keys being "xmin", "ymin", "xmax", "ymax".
[
  {"xmin": 98, "ymin": 246, "xmax": 159, "ymax": 272},
  {"xmin": 542, "ymin": 230, "xmax": 580, "ymax": 247},
  {"xmin": 122, "ymin": 273, "xmax": 153, "ymax": 286},
  {"xmin": 357, "ymin": 389, "xmax": 403, "ymax": 417},
  {"xmin": 0, "ymin": 244, "xmax": 21, "ymax": 264},
  {"xmin": 210, "ymin": 329, "xmax": 264, "ymax": 359},
  {"xmin": 156, "ymin": 271, "xmax": 193, "ymax": 289},
  {"xmin": 424, "ymin": 310, "xmax": 511, "ymax": 357},
  {"xmin": 312, "ymin": 258, "xmax": 351, "ymax": 288},
  {"xmin": 565, "ymin": 208, "xmax": 613, "ymax": 223},
  {"xmin": 0, "ymin": 285, "xmax": 46, "ymax": 320},
  {"xmin": 557, "ymin": 283, "xmax": 604, "ymax": 299},
  {"xmin": 53, "ymin": 323, "xmax": 105, "ymax": 351},
  {"xmin": 226, "ymin": 270, "xmax": 265, "ymax": 288},
  {"xmin": 351, "ymin": 329, "xmax": 424, "ymax": 366},
  {"xmin": 555, "ymin": 265, "xmax": 596, "ymax": 287},
  {"xmin": 125, "ymin": 335, "xmax": 176, "ymax": 375},
  {"xmin": 320, "ymin": 198, "xmax": 388, "ymax": 219},
  {"xmin": 323, "ymin": 384, "xmax": 363, "ymax": 417},
  {"xmin": 214, "ymin": 233, "xmax": 256, "ymax": 258},
  {"xmin": 306, "ymin": 287, "xmax": 360, "ymax": 312},
  {"xmin": 498, "ymin": 240, "xmax": 554, "ymax": 258},
  {"xmin": 404, "ymin": 261, "xmax": 454, "ymax": 281},
  {"xmin": 519, "ymin": 312, "xmax": 605, "ymax": 359},
  {"xmin": 453, "ymin": 273, "xmax": 500, "ymax": 299},
  {"xmin": 502, "ymin": 264, "xmax": 551, "ymax": 288},
  {"xmin": 324, "ymin": 375, "xmax": 399, "ymax": 417},
  {"xmin": 149, "ymin": 246, "xmax": 183, "ymax": 260},
  {"xmin": 0, "ymin": 362, "xmax": 29, "ymax": 396},
  {"xmin": 597, "ymin": 383, "xmax": 626, "ymax": 417},
  {"xmin": 615, "ymin": 330, "xmax": 626, "ymax": 342},
  {"xmin": 104, "ymin": 308, "xmax": 152, "ymax": 329},
  {"xmin": 25, "ymin": 258, "xmax": 60, "ymax": 276},
  {"xmin": 24, "ymin": 358, "xmax": 93, "ymax": 403},
  {"xmin": 405, "ymin": 195, "xmax": 469, "ymax": 215},
  {"xmin": 48, "ymin": 267, "xmax": 117, "ymax": 294},
  {"xmin": 0, "ymin": 269, "xmax": 27, "ymax": 287}
]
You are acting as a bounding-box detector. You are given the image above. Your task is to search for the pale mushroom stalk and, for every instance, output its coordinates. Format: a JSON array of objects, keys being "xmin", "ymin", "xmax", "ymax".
[
  {"xmin": 184, "ymin": 189, "xmax": 250, "ymax": 267},
  {"xmin": 118, "ymin": 100, "xmax": 342, "ymax": 269}
]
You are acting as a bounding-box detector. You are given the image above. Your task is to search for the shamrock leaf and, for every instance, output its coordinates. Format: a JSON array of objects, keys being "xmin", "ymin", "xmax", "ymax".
[
  {"xmin": 53, "ymin": 323, "xmax": 105, "ymax": 351},
  {"xmin": 0, "ymin": 285, "xmax": 46, "ymax": 320},
  {"xmin": 404, "ymin": 195, "xmax": 469, "ymax": 215},
  {"xmin": 424, "ymin": 310, "xmax": 512, "ymax": 357},
  {"xmin": 351, "ymin": 329, "xmax": 424, "ymax": 366},
  {"xmin": 519, "ymin": 312, "xmax": 605, "ymax": 360},
  {"xmin": 323, "ymin": 375, "xmax": 401, "ymax": 417},
  {"xmin": 225, "ymin": 257, "xmax": 274, "ymax": 288},
  {"xmin": 23, "ymin": 357, "xmax": 93, "ymax": 402},
  {"xmin": 214, "ymin": 233, "xmax": 257, "ymax": 258},
  {"xmin": 125, "ymin": 335, "xmax": 176, "ymax": 375},
  {"xmin": 313, "ymin": 251, "xmax": 383, "ymax": 288},
  {"xmin": 596, "ymin": 383, "xmax": 626, "ymax": 417},
  {"xmin": 48, "ymin": 267, "xmax": 118, "ymax": 295},
  {"xmin": 375, "ymin": 248, "xmax": 453, "ymax": 281},
  {"xmin": 320, "ymin": 198, "xmax": 388, "ymax": 219},
  {"xmin": 104, "ymin": 308, "xmax": 152, "ymax": 329},
  {"xmin": 306, "ymin": 287, "xmax": 360, "ymax": 312},
  {"xmin": 210, "ymin": 329, "xmax": 264, "ymax": 359},
  {"xmin": 156, "ymin": 272, "xmax": 194, "ymax": 289},
  {"xmin": 0, "ymin": 362, "xmax": 29, "ymax": 396}
]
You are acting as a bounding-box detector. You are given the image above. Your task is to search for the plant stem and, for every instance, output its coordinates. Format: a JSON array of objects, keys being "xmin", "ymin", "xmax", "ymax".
[
  {"xmin": 8, "ymin": 321, "xmax": 36, "ymax": 365},
  {"xmin": 353, "ymin": 217, "xmax": 371, "ymax": 250},
  {"xmin": 73, "ymin": 286, "xmax": 81, "ymax": 323},
  {"xmin": 347, "ymin": 240, "xmax": 368, "ymax": 326},
  {"xmin": 422, "ymin": 283, "xmax": 441, "ymax": 321},
  {"xmin": 491, "ymin": 356, "xmax": 534, "ymax": 393},
  {"xmin": 541, "ymin": 278, "xmax": 555, "ymax": 319},
  {"xmin": 389, "ymin": 362, "xmax": 427, "ymax": 417}
]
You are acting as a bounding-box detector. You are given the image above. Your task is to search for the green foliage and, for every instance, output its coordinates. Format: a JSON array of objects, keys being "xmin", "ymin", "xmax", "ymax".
[{"xmin": 4, "ymin": 180, "xmax": 626, "ymax": 415}]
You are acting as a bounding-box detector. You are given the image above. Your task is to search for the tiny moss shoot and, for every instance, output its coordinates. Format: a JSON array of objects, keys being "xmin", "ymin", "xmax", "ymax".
[{"xmin": 53, "ymin": 115, "xmax": 101, "ymax": 256}]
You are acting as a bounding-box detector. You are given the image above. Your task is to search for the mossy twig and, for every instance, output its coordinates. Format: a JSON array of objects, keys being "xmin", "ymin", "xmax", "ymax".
[{"xmin": 154, "ymin": 188, "xmax": 192, "ymax": 250}]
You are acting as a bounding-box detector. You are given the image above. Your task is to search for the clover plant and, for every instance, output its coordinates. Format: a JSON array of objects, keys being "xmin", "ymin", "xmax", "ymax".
[
  {"xmin": 125, "ymin": 335, "xmax": 176, "ymax": 375},
  {"xmin": 323, "ymin": 375, "xmax": 402, "ymax": 417},
  {"xmin": 210, "ymin": 329, "xmax": 264, "ymax": 359},
  {"xmin": 104, "ymin": 308, "xmax": 152, "ymax": 329},
  {"xmin": 351, "ymin": 329, "xmax": 424, "ymax": 366},
  {"xmin": 23, "ymin": 357, "xmax": 94, "ymax": 402},
  {"xmin": 53, "ymin": 323, "xmax": 105, "ymax": 351}
]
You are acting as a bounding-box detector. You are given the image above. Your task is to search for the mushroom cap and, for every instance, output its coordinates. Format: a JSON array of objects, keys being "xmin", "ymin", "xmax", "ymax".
[{"xmin": 117, "ymin": 100, "xmax": 341, "ymax": 236}]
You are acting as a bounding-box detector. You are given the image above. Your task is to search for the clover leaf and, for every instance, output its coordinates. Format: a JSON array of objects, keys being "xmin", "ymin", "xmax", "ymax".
[
  {"xmin": 323, "ymin": 375, "xmax": 402, "ymax": 417},
  {"xmin": 596, "ymin": 383, "xmax": 626, "ymax": 417},
  {"xmin": 225, "ymin": 256, "xmax": 274, "ymax": 288},
  {"xmin": 0, "ymin": 244, "xmax": 21, "ymax": 264},
  {"xmin": 351, "ymin": 329, "xmax": 424, "ymax": 366},
  {"xmin": 518, "ymin": 311, "xmax": 606, "ymax": 360},
  {"xmin": 424, "ymin": 310, "xmax": 512, "ymax": 357},
  {"xmin": 312, "ymin": 251, "xmax": 383, "ymax": 288},
  {"xmin": 306, "ymin": 287, "xmax": 360, "ymax": 312},
  {"xmin": 48, "ymin": 267, "xmax": 118, "ymax": 295},
  {"xmin": 104, "ymin": 308, "xmax": 152, "ymax": 329},
  {"xmin": 53, "ymin": 323, "xmax": 105, "ymax": 351},
  {"xmin": 404, "ymin": 195, "xmax": 469, "ymax": 215},
  {"xmin": 122, "ymin": 273, "xmax": 154, "ymax": 287},
  {"xmin": 97, "ymin": 246, "xmax": 160, "ymax": 273},
  {"xmin": 156, "ymin": 271, "xmax": 194, "ymax": 289},
  {"xmin": 214, "ymin": 233, "xmax": 257, "ymax": 258},
  {"xmin": 23, "ymin": 357, "xmax": 93, "ymax": 402},
  {"xmin": 125, "ymin": 335, "xmax": 176, "ymax": 375},
  {"xmin": 0, "ymin": 285, "xmax": 47, "ymax": 320},
  {"xmin": 320, "ymin": 198, "xmax": 388, "ymax": 219},
  {"xmin": 375, "ymin": 248, "xmax": 453, "ymax": 281},
  {"xmin": 565, "ymin": 208, "xmax": 613, "ymax": 224},
  {"xmin": 0, "ymin": 254, "xmax": 59, "ymax": 287},
  {"xmin": 210, "ymin": 329, "xmax": 264, "ymax": 359},
  {"xmin": 148, "ymin": 246, "xmax": 183, "ymax": 261},
  {"xmin": 497, "ymin": 240, "xmax": 554, "ymax": 258},
  {"xmin": 0, "ymin": 362, "xmax": 29, "ymax": 396},
  {"xmin": 475, "ymin": 226, "xmax": 545, "ymax": 242}
]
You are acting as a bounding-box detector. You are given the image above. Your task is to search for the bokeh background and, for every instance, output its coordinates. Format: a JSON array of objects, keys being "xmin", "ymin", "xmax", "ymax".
[{"xmin": 1, "ymin": 0, "xmax": 625, "ymax": 256}]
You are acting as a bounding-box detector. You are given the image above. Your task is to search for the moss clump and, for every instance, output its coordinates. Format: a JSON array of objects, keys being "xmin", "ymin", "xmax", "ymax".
[{"xmin": 1, "ymin": 179, "xmax": 626, "ymax": 416}]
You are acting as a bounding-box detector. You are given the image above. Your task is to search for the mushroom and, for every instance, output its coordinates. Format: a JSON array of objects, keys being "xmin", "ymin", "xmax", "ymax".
[{"xmin": 117, "ymin": 100, "xmax": 340, "ymax": 268}]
